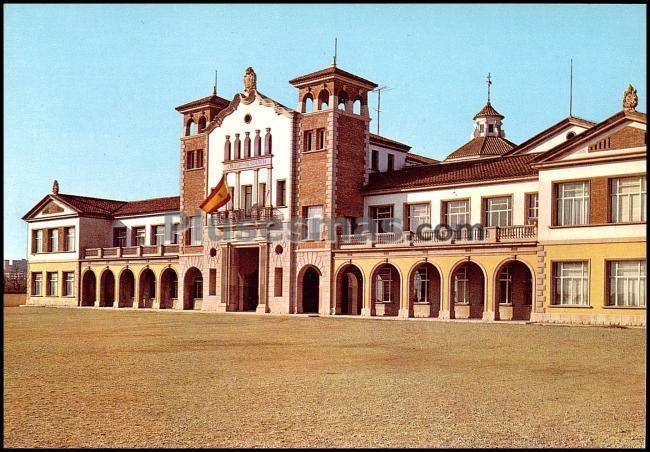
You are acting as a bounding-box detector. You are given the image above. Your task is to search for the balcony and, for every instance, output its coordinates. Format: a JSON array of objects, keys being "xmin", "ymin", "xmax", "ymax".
[
  {"xmin": 84, "ymin": 244, "xmax": 180, "ymax": 259},
  {"xmin": 337, "ymin": 224, "xmax": 537, "ymax": 249},
  {"xmin": 210, "ymin": 207, "xmax": 282, "ymax": 225}
]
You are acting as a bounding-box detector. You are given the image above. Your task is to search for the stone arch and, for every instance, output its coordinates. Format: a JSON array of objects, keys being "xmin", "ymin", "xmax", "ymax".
[
  {"xmin": 352, "ymin": 96, "xmax": 362, "ymax": 115},
  {"xmin": 335, "ymin": 263, "xmax": 364, "ymax": 315},
  {"xmin": 493, "ymin": 258, "xmax": 534, "ymax": 321},
  {"xmin": 337, "ymin": 90, "xmax": 349, "ymax": 111},
  {"xmin": 224, "ymin": 136, "xmax": 232, "ymax": 161},
  {"xmin": 448, "ymin": 259, "xmax": 486, "ymax": 319},
  {"xmin": 99, "ymin": 269, "xmax": 115, "ymax": 307},
  {"xmin": 138, "ymin": 268, "xmax": 156, "ymax": 308},
  {"xmin": 81, "ymin": 269, "xmax": 96, "ymax": 307},
  {"xmin": 302, "ymin": 93, "xmax": 314, "ymax": 113},
  {"xmin": 118, "ymin": 268, "xmax": 135, "ymax": 308},
  {"xmin": 183, "ymin": 267, "xmax": 203, "ymax": 310},
  {"xmin": 159, "ymin": 267, "xmax": 178, "ymax": 310},
  {"xmin": 370, "ymin": 262, "xmax": 402, "ymax": 317},
  {"xmin": 297, "ymin": 265, "xmax": 322, "ymax": 314},
  {"xmin": 197, "ymin": 116, "xmax": 207, "ymax": 133},
  {"xmin": 407, "ymin": 261, "xmax": 442, "ymax": 318},
  {"xmin": 185, "ymin": 118, "xmax": 196, "ymax": 136},
  {"xmin": 317, "ymin": 89, "xmax": 330, "ymax": 110}
]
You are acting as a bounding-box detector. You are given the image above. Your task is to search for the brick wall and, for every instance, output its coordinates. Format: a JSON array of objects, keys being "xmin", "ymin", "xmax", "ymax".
[
  {"xmin": 180, "ymin": 135, "xmax": 207, "ymax": 217},
  {"xmin": 334, "ymin": 113, "xmax": 367, "ymax": 219}
]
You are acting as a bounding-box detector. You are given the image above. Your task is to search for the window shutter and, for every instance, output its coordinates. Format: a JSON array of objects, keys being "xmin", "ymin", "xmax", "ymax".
[
  {"xmin": 440, "ymin": 202, "xmax": 447, "ymax": 226},
  {"xmin": 403, "ymin": 203, "xmax": 410, "ymax": 233}
]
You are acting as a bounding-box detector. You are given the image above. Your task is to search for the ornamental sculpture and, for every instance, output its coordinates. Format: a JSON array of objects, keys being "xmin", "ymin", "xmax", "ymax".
[
  {"xmin": 622, "ymin": 84, "xmax": 638, "ymax": 112},
  {"xmin": 243, "ymin": 67, "xmax": 257, "ymax": 93},
  {"xmin": 52, "ymin": 180, "xmax": 59, "ymax": 195}
]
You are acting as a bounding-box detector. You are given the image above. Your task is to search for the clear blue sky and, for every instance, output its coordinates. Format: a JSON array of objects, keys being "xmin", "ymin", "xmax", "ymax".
[{"xmin": 4, "ymin": 4, "xmax": 646, "ymax": 259}]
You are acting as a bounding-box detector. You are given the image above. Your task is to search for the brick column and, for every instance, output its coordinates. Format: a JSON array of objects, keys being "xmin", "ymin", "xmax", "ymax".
[
  {"xmin": 257, "ymin": 242, "xmax": 269, "ymax": 313},
  {"xmin": 530, "ymin": 245, "xmax": 547, "ymax": 322}
]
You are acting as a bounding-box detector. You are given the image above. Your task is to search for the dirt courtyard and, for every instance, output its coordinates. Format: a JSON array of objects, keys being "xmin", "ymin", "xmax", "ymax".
[{"xmin": 3, "ymin": 307, "xmax": 646, "ymax": 448}]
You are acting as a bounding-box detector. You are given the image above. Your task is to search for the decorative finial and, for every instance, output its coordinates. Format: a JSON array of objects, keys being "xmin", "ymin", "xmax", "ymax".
[
  {"xmin": 486, "ymin": 72, "xmax": 492, "ymax": 103},
  {"xmin": 243, "ymin": 67, "xmax": 257, "ymax": 93},
  {"xmin": 623, "ymin": 84, "xmax": 638, "ymax": 112},
  {"xmin": 52, "ymin": 180, "xmax": 59, "ymax": 195}
]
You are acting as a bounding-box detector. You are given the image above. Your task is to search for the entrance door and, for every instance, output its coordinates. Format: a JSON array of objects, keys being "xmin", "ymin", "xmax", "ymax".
[
  {"xmin": 302, "ymin": 267, "xmax": 319, "ymax": 313},
  {"xmin": 243, "ymin": 270, "xmax": 259, "ymax": 311}
]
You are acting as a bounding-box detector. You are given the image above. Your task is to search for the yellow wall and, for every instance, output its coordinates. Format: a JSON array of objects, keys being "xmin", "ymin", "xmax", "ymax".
[
  {"xmin": 542, "ymin": 240, "xmax": 646, "ymax": 317},
  {"xmin": 27, "ymin": 261, "xmax": 78, "ymax": 307}
]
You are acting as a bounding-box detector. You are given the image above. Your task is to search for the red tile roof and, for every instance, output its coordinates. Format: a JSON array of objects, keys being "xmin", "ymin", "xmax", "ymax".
[
  {"xmin": 175, "ymin": 93, "xmax": 230, "ymax": 112},
  {"xmin": 405, "ymin": 153, "xmax": 439, "ymax": 165},
  {"xmin": 445, "ymin": 136, "xmax": 516, "ymax": 160},
  {"xmin": 369, "ymin": 133, "xmax": 411, "ymax": 152},
  {"xmin": 289, "ymin": 65, "xmax": 378, "ymax": 89},
  {"xmin": 365, "ymin": 154, "xmax": 538, "ymax": 193},
  {"xmin": 504, "ymin": 116, "xmax": 596, "ymax": 156},
  {"xmin": 113, "ymin": 196, "xmax": 180, "ymax": 216},
  {"xmin": 55, "ymin": 194, "xmax": 127, "ymax": 216},
  {"xmin": 473, "ymin": 102, "xmax": 504, "ymax": 120}
]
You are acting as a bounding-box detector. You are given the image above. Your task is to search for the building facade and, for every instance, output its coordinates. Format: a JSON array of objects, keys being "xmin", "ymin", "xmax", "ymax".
[{"xmin": 22, "ymin": 65, "xmax": 646, "ymax": 326}]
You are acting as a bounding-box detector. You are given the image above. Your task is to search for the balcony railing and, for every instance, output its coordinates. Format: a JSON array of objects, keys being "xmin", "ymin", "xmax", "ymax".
[
  {"xmin": 211, "ymin": 207, "xmax": 281, "ymax": 225},
  {"xmin": 83, "ymin": 244, "xmax": 180, "ymax": 259},
  {"xmin": 337, "ymin": 224, "xmax": 536, "ymax": 248}
]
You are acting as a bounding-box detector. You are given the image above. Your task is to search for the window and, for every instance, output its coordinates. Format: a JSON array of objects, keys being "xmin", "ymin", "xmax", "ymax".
[
  {"xmin": 209, "ymin": 269, "xmax": 217, "ymax": 296},
  {"xmin": 47, "ymin": 272, "xmax": 58, "ymax": 297},
  {"xmin": 152, "ymin": 225, "xmax": 165, "ymax": 246},
  {"xmin": 171, "ymin": 223, "xmax": 181, "ymax": 244},
  {"xmin": 274, "ymin": 267, "xmax": 283, "ymax": 297},
  {"xmin": 413, "ymin": 268, "xmax": 429, "ymax": 303},
  {"xmin": 242, "ymin": 185, "xmax": 253, "ymax": 211},
  {"xmin": 32, "ymin": 272, "xmax": 42, "ymax": 296},
  {"xmin": 303, "ymin": 205, "xmax": 323, "ymax": 240},
  {"xmin": 556, "ymin": 181, "xmax": 590, "ymax": 225},
  {"xmin": 375, "ymin": 269, "xmax": 393, "ymax": 302},
  {"xmin": 63, "ymin": 272, "xmax": 74, "ymax": 297},
  {"xmin": 479, "ymin": 124, "xmax": 485, "ymax": 133},
  {"xmin": 526, "ymin": 193, "xmax": 539, "ymax": 225},
  {"xmin": 113, "ymin": 227, "xmax": 127, "ymax": 247},
  {"xmin": 370, "ymin": 205, "xmax": 394, "ymax": 233},
  {"xmin": 195, "ymin": 149, "xmax": 203, "ymax": 168},
  {"xmin": 194, "ymin": 276, "xmax": 203, "ymax": 299},
  {"xmin": 488, "ymin": 124, "xmax": 494, "ymax": 133},
  {"xmin": 258, "ymin": 183, "xmax": 267, "ymax": 207},
  {"xmin": 371, "ymin": 150, "xmax": 379, "ymax": 171},
  {"xmin": 49, "ymin": 229, "xmax": 59, "ymax": 252},
  {"xmin": 189, "ymin": 216, "xmax": 201, "ymax": 244},
  {"xmin": 65, "ymin": 227, "xmax": 75, "ymax": 251},
  {"xmin": 611, "ymin": 176, "xmax": 646, "ymax": 223},
  {"xmin": 553, "ymin": 262, "xmax": 589, "ymax": 305},
  {"xmin": 32, "ymin": 229, "xmax": 44, "ymax": 253},
  {"xmin": 498, "ymin": 266, "xmax": 512, "ymax": 304},
  {"xmin": 186, "ymin": 150, "xmax": 195, "ymax": 169},
  {"xmin": 608, "ymin": 260, "xmax": 646, "ymax": 307},
  {"xmin": 304, "ymin": 130, "xmax": 313, "ymax": 151},
  {"xmin": 276, "ymin": 180, "xmax": 286, "ymax": 207},
  {"xmin": 132, "ymin": 227, "xmax": 146, "ymax": 246},
  {"xmin": 485, "ymin": 197, "xmax": 512, "ymax": 227},
  {"xmin": 316, "ymin": 128, "xmax": 325, "ymax": 149},
  {"xmin": 407, "ymin": 203, "xmax": 430, "ymax": 233},
  {"xmin": 444, "ymin": 200, "xmax": 470, "ymax": 227},
  {"xmin": 387, "ymin": 154, "xmax": 394, "ymax": 171},
  {"xmin": 453, "ymin": 267, "xmax": 469, "ymax": 304}
]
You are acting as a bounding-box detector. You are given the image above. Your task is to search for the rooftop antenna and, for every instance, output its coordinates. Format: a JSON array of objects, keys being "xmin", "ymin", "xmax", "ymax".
[
  {"xmin": 371, "ymin": 85, "xmax": 392, "ymax": 135},
  {"xmin": 213, "ymin": 69, "xmax": 218, "ymax": 96},
  {"xmin": 333, "ymin": 37, "xmax": 337, "ymax": 66},
  {"xmin": 487, "ymin": 72, "xmax": 492, "ymax": 103},
  {"xmin": 569, "ymin": 58, "xmax": 573, "ymax": 117}
]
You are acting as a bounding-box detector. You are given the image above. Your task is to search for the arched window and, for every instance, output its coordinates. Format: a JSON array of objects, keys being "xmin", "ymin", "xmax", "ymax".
[
  {"xmin": 566, "ymin": 131, "xmax": 576, "ymax": 140},
  {"xmin": 244, "ymin": 132, "xmax": 251, "ymax": 158},
  {"xmin": 318, "ymin": 90, "xmax": 329, "ymax": 111},
  {"xmin": 353, "ymin": 97, "xmax": 362, "ymax": 115},
  {"xmin": 234, "ymin": 133, "xmax": 241, "ymax": 159},
  {"xmin": 302, "ymin": 93, "xmax": 314, "ymax": 113},
  {"xmin": 185, "ymin": 118, "xmax": 195, "ymax": 136},
  {"xmin": 197, "ymin": 116, "xmax": 207, "ymax": 133},
  {"xmin": 223, "ymin": 136, "xmax": 231, "ymax": 161},
  {"xmin": 337, "ymin": 91, "xmax": 348, "ymax": 111},
  {"xmin": 264, "ymin": 128, "xmax": 272, "ymax": 155},
  {"xmin": 254, "ymin": 130, "xmax": 261, "ymax": 157}
]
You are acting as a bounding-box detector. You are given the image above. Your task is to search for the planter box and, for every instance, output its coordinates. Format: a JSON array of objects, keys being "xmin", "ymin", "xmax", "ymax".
[
  {"xmin": 454, "ymin": 304, "xmax": 470, "ymax": 319},
  {"xmin": 499, "ymin": 304, "xmax": 513, "ymax": 321},
  {"xmin": 413, "ymin": 303, "xmax": 432, "ymax": 318},
  {"xmin": 374, "ymin": 303, "xmax": 386, "ymax": 317}
]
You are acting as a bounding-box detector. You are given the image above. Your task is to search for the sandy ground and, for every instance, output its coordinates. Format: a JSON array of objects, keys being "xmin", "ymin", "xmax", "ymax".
[{"xmin": 3, "ymin": 307, "xmax": 646, "ymax": 448}]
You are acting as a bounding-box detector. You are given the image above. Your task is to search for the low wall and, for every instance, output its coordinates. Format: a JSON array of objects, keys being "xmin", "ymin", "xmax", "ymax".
[{"xmin": 4, "ymin": 293, "xmax": 26, "ymax": 307}]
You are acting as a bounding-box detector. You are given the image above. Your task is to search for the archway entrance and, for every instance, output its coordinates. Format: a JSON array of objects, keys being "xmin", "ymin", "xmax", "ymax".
[
  {"xmin": 99, "ymin": 270, "xmax": 115, "ymax": 307},
  {"xmin": 118, "ymin": 269, "xmax": 135, "ymax": 307},
  {"xmin": 371, "ymin": 263, "xmax": 401, "ymax": 317},
  {"xmin": 301, "ymin": 267, "xmax": 320, "ymax": 314},
  {"xmin": 139, "ymin": 268, "xmax": 156, "ymax": 308},
  {"xmin": 450, "ymin": 261, "xmax": 484, "ymax": 319},
  {"xmin": 160, "ymin": 268, "xmax": 178, "ymax": 309},
  {"xmin": 495, "ymin": 261, "xmax": 533, "ymax": 321},
  {"xmin": 409, "ymin": 262, "xmax": 441, "ymax": 318},
  {"xmin": 229, "ymin": 247, "xmax": 260, "ymax": 312},
  {"xmin": 336, "ymin": 264, "xmax": 363, "ymax": 315},
  {"xmin": 81, "ymin": 271, "xmax": 96, "ymax": 306},
  {"xmin": 183, "ymin": 267, "xmax": 202, "ymax": 310}
]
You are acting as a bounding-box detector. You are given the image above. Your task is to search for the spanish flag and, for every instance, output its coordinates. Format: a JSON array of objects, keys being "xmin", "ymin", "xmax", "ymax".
[{"xmin": 200, "ymin": 175, "xmax": 231, "ymax": 213}]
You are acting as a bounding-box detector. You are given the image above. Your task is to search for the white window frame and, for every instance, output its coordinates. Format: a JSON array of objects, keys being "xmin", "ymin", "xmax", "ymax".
[
  {"xmin": 553, "ymin": 261, "xmax": 589, "ymax": 306},
  {"xmin": 49, "ymin": 229, "xmax": 59, "ymax": 252},
  {"xmin": 608, "ymin": 260, "xmax": 646, "ymax": 307},
  {"xmin": 413, "ymin": 267, "xmax": 429, "ymax": 303},
  {"xmin": 408, "ymin": 203, "xmax": 431, "ymax": 233},
  {"xmin": 47, "ymin": 272, "xmax": 58, "ymax": 297},
  {"xmin": 153, "ymin": 225, "xmax": 165, "ymax": 246},
  {"xmin": 375, "ymin": 268, "xmax": 393, "ymax": 303},
  {"xmin": 65, "ymin": 227, "xmax": 75, "ymax": 251},
  {"xmin": 371, "ymin": 205, "xmax": 394, "ymax": 233},
  {"xmin": 498, "ymin": 265, "xmax": 512, "ymax": 305},
  {"xmin": 63, "ymin": 272, "xmax": 75, "ymax": 297},
  {"xmin": 527, "ymin": 193, "xmax": 539, "ymax": 224},
  {"xmin": 304, "ymin": 205, "xmax": 323, "ymax": 241},
  {"xmin": 454, "ymin": 267, "xmax": 469, "ymax": 304},
  {"xmin": 446, "ymin": 200, "xmax": 470, "ymax": 228},
  {"xmin": 486, "ymin": 197, "xmax": 512, "ymax": 227},
  {"xmin": 32, "ymin": 272, "xmax": 43, "ymax": 296},
  {"xmin": 611, "ymin": 176, "xmax": 646, "ymax": 223},
  {"xmin": 557, "ymin": 181, "xmax": 590, "ymax": 226}
]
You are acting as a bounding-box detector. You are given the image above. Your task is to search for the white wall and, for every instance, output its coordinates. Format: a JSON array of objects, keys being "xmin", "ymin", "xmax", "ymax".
[
  {"xmin": 208, "ymin": 93, "xmax": 294, "ymax": 220},
  {"xmin": 523, "ymin": 124, "xmax": 590, "ymax": 154},
  {"xmin": 369, "ymin": 143, "xmax": 408, "ymax": 173},
  {"xmin": 113, "ymin": 212, "xmax": 181, "ymax": 246},
  {"xmin": 27, "ymin": 217, "xmax": 80, "ymax": 262}
]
